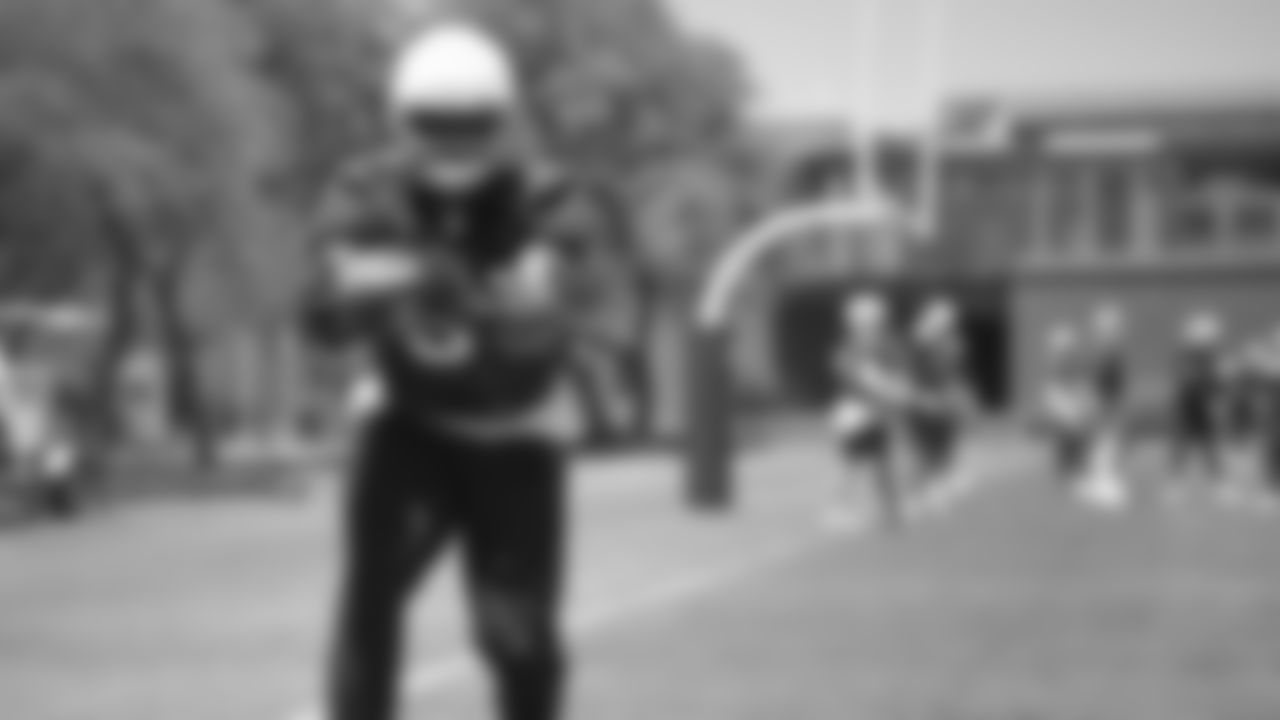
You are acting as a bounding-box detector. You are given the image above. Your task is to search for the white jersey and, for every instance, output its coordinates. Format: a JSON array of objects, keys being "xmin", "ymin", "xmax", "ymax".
[
  {"xmin": 1041, "ymin": 358, "xmax": 1098, "ymax": 430},
  {"xmin": 829, "ymin": 336, "xmax": 909, "ymax": 435}
]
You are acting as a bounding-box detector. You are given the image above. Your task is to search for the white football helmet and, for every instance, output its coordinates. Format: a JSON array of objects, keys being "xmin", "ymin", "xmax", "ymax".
[
  {"xmin": 1182, "ymin": 310, "xmax": 1223, "ymax": 347},
  {"xmin": 843, "ymin": 292, "xmax": 889, "ymax": 335},
  {"xmin": 388, "ymin": 22, "xmax": 517, "ymax": 117},
  {"xmin": 387, "ymin": 23, "xmax": 520, "ymax": 191}
]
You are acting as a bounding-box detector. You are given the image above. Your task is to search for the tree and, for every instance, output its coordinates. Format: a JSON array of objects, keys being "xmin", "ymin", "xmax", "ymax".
[
  {"xmin": 232, "ymin": 0, "xmax": 386, "ymax": 211},
  {"xmin": 0, "ymin": 0, "xmax": 752, "ymax": 453},
  {"xmin": 0, "ymin": 0, "xmax": 300, "ymax": 461},
  {"xmin": 0, "ymin": 71, "xmax": 107, "ymax": 301}
]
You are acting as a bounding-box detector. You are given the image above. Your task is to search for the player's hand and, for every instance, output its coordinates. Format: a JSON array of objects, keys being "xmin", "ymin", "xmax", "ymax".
[
  {"xmin": 486, "ymin": 245, "xmax": 562, "ymax": 319},
  {"xmin": 326, "ymin": 246, "xmax": 422, "ymax": 298}
]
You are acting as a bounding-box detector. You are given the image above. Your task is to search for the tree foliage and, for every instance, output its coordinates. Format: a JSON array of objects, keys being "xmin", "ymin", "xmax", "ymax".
[
  {"xmin": 0, "ymin": 0, "xmax": 385, "ymax": 451},
  {"xmin": 0, "ymin": 0, "xmax": 755, "ymax": 446}
]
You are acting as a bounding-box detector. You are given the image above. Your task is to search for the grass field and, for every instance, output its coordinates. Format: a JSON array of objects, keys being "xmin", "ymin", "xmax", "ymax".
[{"xmin": 1, "ymin": 429, "xmax": 1278, "ymax": 720}]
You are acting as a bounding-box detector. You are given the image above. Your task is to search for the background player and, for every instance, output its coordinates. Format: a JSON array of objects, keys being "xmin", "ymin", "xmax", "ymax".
[
  {"xmin": 1166, "ymin": 311, "xmax": 1230, "ymax": 499},
  {"xmin": 1256, "ymin": 328, "xmax": 1280, "ymax": 504},
  {"xmin": 827, "ymin": 291, "xmax": 912, "ymax": 531},
  {"xmin": 1077, "ymin": 304, "xmax": 1132, "ymax": 510},
  {"xmin": 1038, "ymin": 324, "xmax": 1096, "ymax": 491},
  {"xmin": 905, "ymin": 296, "xmax": 972, "ymax": 508}
]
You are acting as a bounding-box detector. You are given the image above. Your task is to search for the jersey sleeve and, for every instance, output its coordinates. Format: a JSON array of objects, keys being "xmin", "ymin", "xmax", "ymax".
[
  {"xmin": 300, "ymin": 155, "xmax": 406, "ymax": 349},
  {"xmin": 482, "ymin": 174, "xmax": 602, "ymax": 344}
]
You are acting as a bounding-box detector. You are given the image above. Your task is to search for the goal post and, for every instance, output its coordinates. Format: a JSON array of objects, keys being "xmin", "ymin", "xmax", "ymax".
[
  {"xmin": 684, "ymin": 198, "xmax": 909, "ymax": 512},
  {"xmin": 684, "ymin": 0, "xmax": 953, "ymax": 512}
]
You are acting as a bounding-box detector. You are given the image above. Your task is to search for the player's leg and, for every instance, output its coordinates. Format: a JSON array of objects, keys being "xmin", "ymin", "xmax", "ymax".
[
  {"xmin": 1165, "ymin": 409, "xmax": 1185, "ymax": 470},
  {"xmin": 461, "ymin": 438, "xmax": 569, "ymax": 720},
  {"xmin": 1062, "ymin": 430, "xmax": 1087, "ymax": 488},
  {"xmin": 921, "ymin": 408, "xmax": 961, "ymax": 490},
  {"xmin": 1079, "ymin": 417, "xmax": 1129, "ymax": 509},
  {"xmin": 906, "ymin": 409, "xmax": 936, "ymax": 489},
  {"xmin": 327, "ymin": 414, "xmax": 455, "ymax": 720},
  {"xmin": 823, "ymin": 448, "xmax": 859, "ymax": 530},
  {"xmin": 940, "ymin": 402, "xmax": 965, "ymax": 478},
  {"xmin": 904, "ymin": 409, "xmax": 939, "ymax": 509},
  {"xmin": 1178, "ymin": 413, "xmax": 1238, "ymax": 505},
  {"xmin": 1040, "ymin": 411, "xmax": 1084, "ymax": 492},
  {"xmin": 1193, "ymin": 428, "xmax": 1225, "ymax": 488},
  {"xmin": 1165, "ymin": 415, "xmax": 1201, "ymax": 500},
  {"xmin": 927, "ymin": 409, "xmax": 970, "ymax": 512},
  {"xmin": 1039, "ymin": 380, "xmax": 1091, "ymax": 491},
  {"xmin": 824, "ymin": 421, "xmax": 887, "ymax": 530},
  {"xmin": 1264, "ymin": 427, "xmax": 1280, "ymax": 498},
  {"xmin": 868, "ymin": 423, "xmax": 904, "ymax": 527},
  {"xmin": 824, "ymin": 400, "xmax": 871, "ymax": 529}
]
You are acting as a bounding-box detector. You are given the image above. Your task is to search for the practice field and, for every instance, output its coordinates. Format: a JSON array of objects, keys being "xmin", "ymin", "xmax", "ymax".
[{"xmin": 1, "ymin": 429, "xmax": 1278, "ymax": 720}]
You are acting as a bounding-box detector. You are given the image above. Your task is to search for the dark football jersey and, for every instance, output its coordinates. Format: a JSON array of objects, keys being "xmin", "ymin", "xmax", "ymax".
[
  {"xmin": 911, "ymin": 334, "xmax": 966, "ymax": 397},
  {"xmin": 1173, "ymin": 348, "xmax": 1223, "ymax": 431},
  {"xmin": 305, "ymin": 148, "xmax": 595, "ymax": 419},
  {"xmin": 1091, "ymin": 347, "xmax": 1128, "ymax": 408},
  {"xmin": 832, "ymin": 334, "xmax": 909, "ymax": 411}
]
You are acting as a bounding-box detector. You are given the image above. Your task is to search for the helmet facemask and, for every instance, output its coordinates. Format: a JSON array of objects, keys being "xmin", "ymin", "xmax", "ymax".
[{"xmin": 401, "ymin": 106, "xmax": 518, "ymax": 193}]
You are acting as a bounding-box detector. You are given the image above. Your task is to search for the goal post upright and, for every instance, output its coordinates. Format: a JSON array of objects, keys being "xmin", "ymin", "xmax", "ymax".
[
  {"xmin": 910, "ymin": 0, "xmax": 951, "ymax": 240},
  {"xmin": 682, "ymin": 0, "xmax": 953, "ymax": 513},
  {"xmin": 684, "ymin": 201, "xmax": 907, "ymax": 512}
]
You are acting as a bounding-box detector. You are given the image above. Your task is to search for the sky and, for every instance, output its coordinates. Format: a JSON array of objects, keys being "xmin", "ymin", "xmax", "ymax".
[{"xmin": 671, "ymin": 0, "xmax": 1280, "ymax": 128}]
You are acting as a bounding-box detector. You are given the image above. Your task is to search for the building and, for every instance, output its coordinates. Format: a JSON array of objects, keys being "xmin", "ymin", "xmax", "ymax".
[
  {"xmin": 762, "ymin": 89, "xmax": 1280, "ymax": 412},
  {"xmin": 753, "ymin": 118, "xmax": 1019, "ymax": 409},
  {"xmin": 991, "ymin": 90, "xmax": 1280, "ymax": 408}
]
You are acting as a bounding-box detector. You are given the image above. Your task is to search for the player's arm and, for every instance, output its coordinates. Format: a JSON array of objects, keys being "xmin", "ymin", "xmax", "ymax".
[
  {"xmin": 301, "ymin": 159, "xmax": 422, "ymax": 349},
  {"xmin": 483, "ymin": 176, "xmax": 605, "ymax": 356},
  {"xmin": 861, "ymin": 361, "xmax": 913, "ymax": 405},
  {"xmin": 830, "ymin": 341, "xmax": 859, "ymax": 391}
]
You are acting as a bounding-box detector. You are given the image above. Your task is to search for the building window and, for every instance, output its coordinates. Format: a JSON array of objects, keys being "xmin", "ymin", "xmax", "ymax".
[
  {"xmin": 1166, "ymin": 168, "xmax": 1215, "ymax": 251},
  {"xmin": 1063, "ymin": 165, "xmax": 1101, "ymax": 255},
  {"xmin": 1169, "ymin": 204, "xmax": 1214, "ymax": 249},
  {"xmin": 1045, "ymin": 165, "xmax": 1082, "ymax": 255},
  {"xmin": 1166, "ymin": 152, "xmax": 1280, "ymax": 253},
  {"xmin": 1095, "ymin": 165, "xmax": 1131, "ymax": 253},
  {"xmin": 1237, "ymin": 201, "xmax": 1275, "ymax": 244}
]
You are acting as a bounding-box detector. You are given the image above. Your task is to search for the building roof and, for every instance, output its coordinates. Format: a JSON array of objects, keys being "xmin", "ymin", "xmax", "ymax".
[
  {"xmin": 746, "ymin": 119, "xmax": 943, "ymax": 164},
  {"xmin": 1000, "ymin": 86, "xmax": 1280, "ymax": 124},
  {"xmin": 952, "ymin": 88, "xmax": 1280, "ymax": 154}
]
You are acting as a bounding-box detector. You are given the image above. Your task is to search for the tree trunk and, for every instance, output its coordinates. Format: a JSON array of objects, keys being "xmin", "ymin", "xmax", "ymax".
[
  {"xmin": 82, "ymin": 268, "xmax": 138, "ymax": 459},
  {"xmin": 152, "ymin": 272, "xmax": 220, "ymax": 471},
  {"xmin": 83, "ymin": 200, "xmax": 146, "ymax": 461}
]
